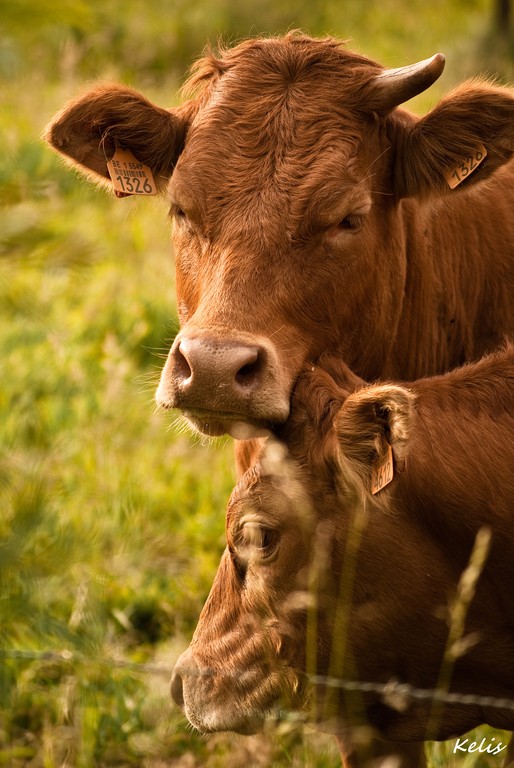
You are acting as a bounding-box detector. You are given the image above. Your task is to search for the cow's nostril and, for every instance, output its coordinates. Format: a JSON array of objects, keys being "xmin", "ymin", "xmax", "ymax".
[
  {"xmin": 170, "ymin": 669, "xmax": 185, "ymax": 708},
  {"xmin": 235, "ymin": 350, "xmax": 263, "ymax": 390},
  {"xmin": 174, "ymin": 342, "xmax": 192, "ymax": 383}
]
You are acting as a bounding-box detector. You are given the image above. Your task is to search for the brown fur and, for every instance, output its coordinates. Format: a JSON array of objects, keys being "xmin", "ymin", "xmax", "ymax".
[
  {"xmin": 45, "ymin": 33, "xmax": 514, "ymax": 766},
  {"xmin": 393, "ymin": 79, "xmax": 514, "ymax": 197},
  {"xmin": 44, "ymin": 83, "xmax": 190, "ymax": 191},
  {"xmin": 44, "ymin": 33, "xmax": 514, "ymax": 441},
  {"xmin": 173, "ymin": 346, "xmax": 514, "ymax": 765}
]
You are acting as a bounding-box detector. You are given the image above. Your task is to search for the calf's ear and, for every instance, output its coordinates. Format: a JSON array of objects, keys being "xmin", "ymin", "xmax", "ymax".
[
  {"xmin": 335, "ymin": 384, "xmax": 415, "ymax": 494},
  {"xmin": 44, "ymin": 84, "xmax": 188, "ymax": 192},
  {"xmin": 390, "ymin": 81, "xmax": 514, "ymax": 199},
  {"xmin": 235, "ymin": 437, "xmax": 267, "ymax": 478}
]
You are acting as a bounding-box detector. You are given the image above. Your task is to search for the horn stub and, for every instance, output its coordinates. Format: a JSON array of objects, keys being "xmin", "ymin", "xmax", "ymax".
[{"xmin": 368, "ymin": 53, "xmax": 446, "ymax": 112}]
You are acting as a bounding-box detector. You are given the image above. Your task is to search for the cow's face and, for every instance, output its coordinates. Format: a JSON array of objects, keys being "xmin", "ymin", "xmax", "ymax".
[
  {"xmin": 155, "ymin": 43, "xmax": 409, "ymax": 437},
  {"xmin": 159, "ymin": 117, "xmax": 395, "ymax": 437}
]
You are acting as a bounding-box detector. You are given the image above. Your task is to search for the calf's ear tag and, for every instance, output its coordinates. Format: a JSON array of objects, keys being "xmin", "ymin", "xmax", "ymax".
[
  {"xmin": 371, "ymin": 441, "xmax": 394, "ymax": 495},
  {"xmin": 444, "ymin": 145, "xmax": 487, "ymax": 189},
  {"xmin": 107, "ymin": 147, "xmax": 157, "ymax": 196}
]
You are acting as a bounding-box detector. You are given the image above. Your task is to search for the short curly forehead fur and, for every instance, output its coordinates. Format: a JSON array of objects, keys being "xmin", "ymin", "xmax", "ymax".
[{"xmin": 182, "ymin": 32, "xmax": 383, "ymax": 106}]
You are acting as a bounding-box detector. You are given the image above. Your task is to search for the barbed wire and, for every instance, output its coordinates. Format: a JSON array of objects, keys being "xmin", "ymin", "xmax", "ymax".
[
  {"xmin": 0, "ymin": 648, "xmax": 172, "ymax": 677},
  {"xmin": 3, "ymin": 648, "xmax": 514, "ymax": 716}
]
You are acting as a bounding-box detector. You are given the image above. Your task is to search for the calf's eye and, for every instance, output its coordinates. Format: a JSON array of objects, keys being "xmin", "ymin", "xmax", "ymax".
[{"xmin": 240, "ymin": 522, "xmax": 278, "ymax": 559}]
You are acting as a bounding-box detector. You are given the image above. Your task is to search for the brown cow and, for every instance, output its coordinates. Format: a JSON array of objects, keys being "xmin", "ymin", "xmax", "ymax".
[
  {"xmin": 44, "ymin": 34, "xmax": 514, "ymax": 441},
  {"xmin": 45, "ymin": 33, "xmax": 514, "ymax": 766},
  {"xmin": 171, "ymin": 346, "xmax": 514, "ymax": 767}
]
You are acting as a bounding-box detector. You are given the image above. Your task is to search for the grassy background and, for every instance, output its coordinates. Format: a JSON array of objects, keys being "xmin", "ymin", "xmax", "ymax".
[{"xmin": 1, "ymin": 1, "xmax": 513, "ymax": 765}]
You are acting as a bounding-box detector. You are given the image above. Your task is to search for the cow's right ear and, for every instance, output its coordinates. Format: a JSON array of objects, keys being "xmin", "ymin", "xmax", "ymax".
[
  {"xmin": 44, "ymin": 84, "xmax": 188, "ymax": 192},
  {"xmin": 334, "ymin": 384, "xmax": 416, "ymax": 496}
]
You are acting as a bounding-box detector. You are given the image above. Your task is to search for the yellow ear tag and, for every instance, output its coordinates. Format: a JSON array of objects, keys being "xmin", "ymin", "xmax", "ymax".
[
  {"xmin": 444, "ymin": 145, "xmax": 487, "ymax": 189},
  {"xmin": 371, "ymin": 442, "xmax": 394, "ymax": 495},
  {"xmin": 107, "ymin": 148, "xmax": 157, "ymax": 196}
]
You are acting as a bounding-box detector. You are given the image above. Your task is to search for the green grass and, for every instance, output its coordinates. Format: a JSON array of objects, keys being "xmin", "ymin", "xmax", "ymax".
[{"xmin": 1, "ymin": 3, "xmax": 513, "ymax": 765}]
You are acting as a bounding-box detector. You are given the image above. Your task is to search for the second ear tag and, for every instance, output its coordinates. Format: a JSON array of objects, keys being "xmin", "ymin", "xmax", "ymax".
[
  {"xmin": 371, "ymin": 442, "xmax": 394, "ymax": 495},
  {"xmin": 444, "ymin": 145, "xmax": 487, "ymax": 189}
]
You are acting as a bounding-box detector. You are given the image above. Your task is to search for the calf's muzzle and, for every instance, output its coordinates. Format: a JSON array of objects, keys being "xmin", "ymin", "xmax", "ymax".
[
  {"xmin": 170, "ymin": 646, "xmax": 267, "ymax": 734},
  {"xmin": 170, "ymin": 648, "xmax": 191, "ymax": 709}
]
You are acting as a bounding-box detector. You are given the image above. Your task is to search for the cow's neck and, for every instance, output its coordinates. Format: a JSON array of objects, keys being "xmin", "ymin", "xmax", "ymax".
[{"xmin": 383, "ymin": 180, "xmax": 514, "ymax": 380}]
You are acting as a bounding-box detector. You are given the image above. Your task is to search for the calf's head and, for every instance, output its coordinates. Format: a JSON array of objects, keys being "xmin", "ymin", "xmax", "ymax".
[
  {"xmin": 45, "ymin": 34, "xmax": 514, "ymax": 436},
  {"xmin": 171, "ymin": 359, "xmax": 435, "ymax": 737}
]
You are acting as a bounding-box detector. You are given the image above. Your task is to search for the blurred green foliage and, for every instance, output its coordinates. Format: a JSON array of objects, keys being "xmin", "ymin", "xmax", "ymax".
[
  {"xmin": 1, "ymin": 0, "xmax": 513, "ymax": 765},
  {"xmin": 1, "ymin": 0, "xmax": 512, "ymax": 85}
]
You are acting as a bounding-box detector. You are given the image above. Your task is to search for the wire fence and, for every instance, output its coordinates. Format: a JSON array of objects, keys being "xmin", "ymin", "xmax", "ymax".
[{"xmin": 3, "ymin": 647, "xmax": 514, "ymax": 718}]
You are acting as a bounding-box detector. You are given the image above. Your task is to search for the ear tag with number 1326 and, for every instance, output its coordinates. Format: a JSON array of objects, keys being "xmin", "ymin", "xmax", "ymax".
[{"xmin": 107, "ymin": 148, "xmax": 157, "ymax": 197}]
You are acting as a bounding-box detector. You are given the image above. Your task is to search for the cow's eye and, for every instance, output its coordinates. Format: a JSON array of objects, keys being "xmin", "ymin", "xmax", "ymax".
[
  {"xmin": 171, "ymin": 205, "xmax": 198, "ymax": 237},
  {"xmin": 171, "ymin": 206, "xmax": 187, "ymax": 221},
  {"xmin": 325, "ymin": 215, "xmax": 362, "ymax": 241},
  {"xmin": 170, "ymin": 204, "xmax": 191, "ymax": 225},
  {"xmin": 337, "ymin": 215, "xmax": 362, "ymax": 233}
]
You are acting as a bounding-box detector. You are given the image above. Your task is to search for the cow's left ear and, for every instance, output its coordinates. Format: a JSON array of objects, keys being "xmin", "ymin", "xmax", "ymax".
[
  {"xmin": 44, "ymin": 84, "xmax": 189, "ymax": 192},
  {"xmin": 334, "ymin": 384, "xmax": 415, "ymax": 494},
  {"xmin": 389, "ymin": 81, "xmax": 514, "ymax": 199}
]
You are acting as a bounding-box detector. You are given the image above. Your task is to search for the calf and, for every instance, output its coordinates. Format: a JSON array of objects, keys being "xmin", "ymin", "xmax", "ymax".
[{"xmin": 171, "ymin": 346, "xmax": 514, "ymax": 766}]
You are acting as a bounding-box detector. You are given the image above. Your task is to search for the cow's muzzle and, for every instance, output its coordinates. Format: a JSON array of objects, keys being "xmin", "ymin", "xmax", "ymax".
[{"xmin": 156, "ymin": 330, "xmax": 291, "ymax": 437}]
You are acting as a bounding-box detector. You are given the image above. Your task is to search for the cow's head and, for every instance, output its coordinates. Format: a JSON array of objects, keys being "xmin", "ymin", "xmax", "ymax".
[
  {"xmin": 45, "ymin": 34, "xmax": 514, "ymax": 437},
  {"xmin": 170, "ymin": 357, "xmax": 441, "ymax": 738}
]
